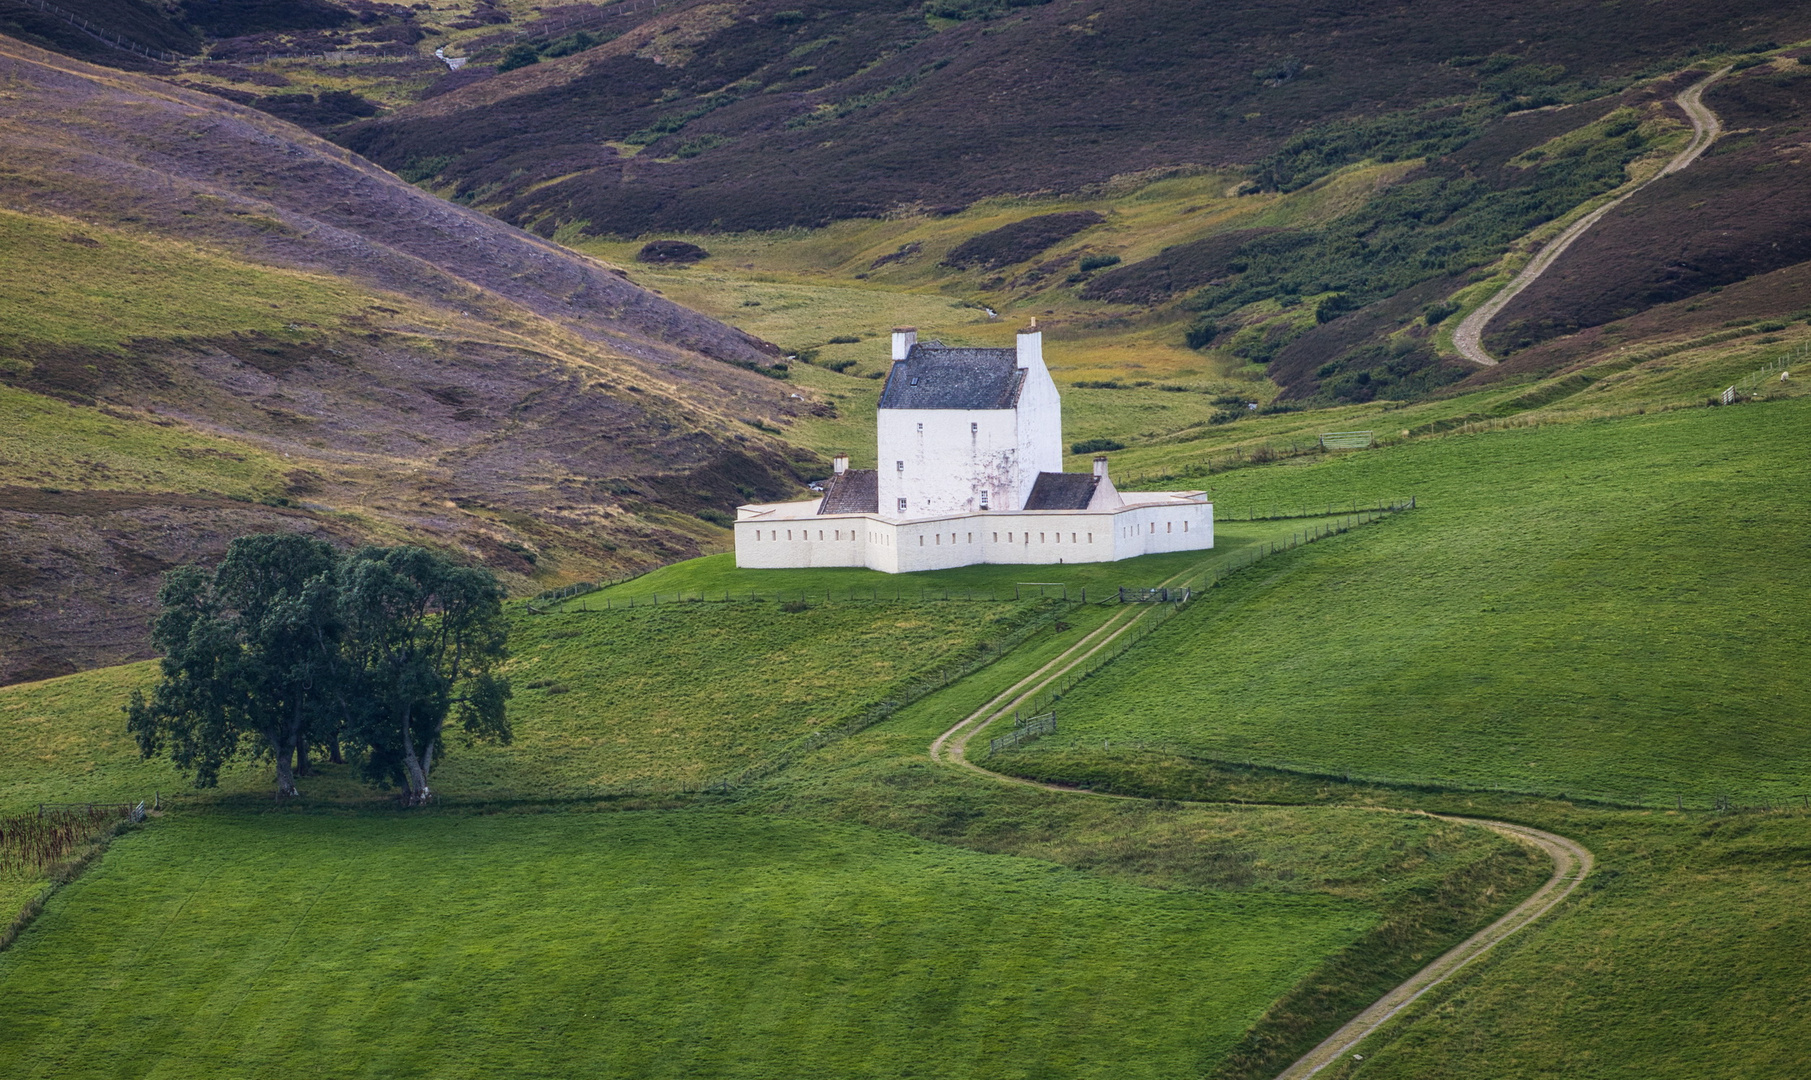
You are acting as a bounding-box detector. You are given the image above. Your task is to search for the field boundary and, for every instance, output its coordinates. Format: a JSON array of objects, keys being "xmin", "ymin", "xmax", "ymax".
[{"xmin": 925, "ymin": 514, "xmax": 1596, "ymax": 1080}]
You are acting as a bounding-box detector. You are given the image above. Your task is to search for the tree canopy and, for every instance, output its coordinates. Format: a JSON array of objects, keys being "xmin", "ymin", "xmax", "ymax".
[{"xmin": 127, "ymin": 535, "xmax": 510, "ymax": 802}]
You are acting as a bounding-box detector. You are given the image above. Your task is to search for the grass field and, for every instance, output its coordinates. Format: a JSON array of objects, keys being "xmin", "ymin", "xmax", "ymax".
[
  {"xmin": 1000, "ymin": 397, "xmax": 1810, "ymax": 806},
  {"xmin": 0, "ymin": 810, "xmax": 1368, "ymax": 1080}
]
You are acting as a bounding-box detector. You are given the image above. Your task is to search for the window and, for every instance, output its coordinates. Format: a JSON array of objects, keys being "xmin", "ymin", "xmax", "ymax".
[
  {"xmin": 897, "ymin": 497, "xmax": 907, "ymax": 512},
  {"xmin": 1166, "ymin": 522, "xmax": 1172, "ymax": 533},
  {"xmin": 917, "ymin": 422, "xmax": 923, "ymax": 432},
  {"xmin": 819, "ymin": 530, "xmax": 824, "ymax": 540},
  {"xmin": 1149, "ymin": 523, "xmax": 1155, "ymax": 534},
  {"xmin": 1087, "ymin": 533, "xmax": 1093, "ymax": 543},
  {"xmin": 1040, "ymin": 532, "xmax": 1045, "ymax": 543},
  {"xmin": 936, "ymin": 534, "xmax": 941, "ymax": 545},
  {"xmin": 979, "ymin": 492, "xmax": 989, "ymax": 510},
  {"xmin": 1071, "ymin": 533, "xmax": 1077, "ymax": 544},
  {"xmin": 1007, "ymin": 532, "xmax": 1013, "ymax": 543},
  {"xmin": 787, "ymin": 530, "xmax": 793, "ymax": 540},
  {"xmin": 1182, "ymin": 521, "xmax": 1188, "ymax": 532},
  {"xmin": 970, "ymin": 422, "xmax": 978, "ymax": 434},
  {"xmin": 919, "ymin": 536, "xmax": 924, "ymax": 546},
  {"xmin": 993, "ymin": 532, "xmax": 999, "ymax": 543},
  {"xmin": 967, "ymin": 533, "xmax": 972, "ymax": 543},
  {"xmin": 896, "ymin": 460, "xmax": 904, "ymax": 471}
]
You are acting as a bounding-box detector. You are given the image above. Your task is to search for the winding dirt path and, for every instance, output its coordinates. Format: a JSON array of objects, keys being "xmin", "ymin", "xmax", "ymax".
[
  {"xmin": 929, "ymin": 566, "xmax": 1594, "ymax": 1078},
  {"xmin": 1452, "ymin": 68, "xmax": 1729, "ymax": 366}
]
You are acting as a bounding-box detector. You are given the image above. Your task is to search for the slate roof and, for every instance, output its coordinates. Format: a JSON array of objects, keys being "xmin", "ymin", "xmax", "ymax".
[
  {"xmin": 877, "ymin": 345, "xmax": 1025, "ymax": 410},
  {"xmin": 816, "ymin": 468, "xmax": 879, "ymax": 514},
  {"xmin": 1022, "ymin": 472, "xmax": 1101, "ymax": 510}
]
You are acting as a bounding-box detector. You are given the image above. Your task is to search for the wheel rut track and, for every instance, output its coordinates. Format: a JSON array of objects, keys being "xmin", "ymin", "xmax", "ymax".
[
  {"xmin": 929, "ymin": 562, "xmax": 1594, "ymax": 1079},
  {"xmin": 1453, "ymin": 67, "xmax": 1729, "ymax": 366}
]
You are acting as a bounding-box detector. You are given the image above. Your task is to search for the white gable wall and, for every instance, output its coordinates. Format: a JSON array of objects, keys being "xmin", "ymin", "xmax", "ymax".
[
  {"xmin": 1012, "ymin": 329, "xmax": 1064, "ymax": 510},
  {"xmin": 877, "ymin": 407, "xmax": 1019, "ymax": 516}
]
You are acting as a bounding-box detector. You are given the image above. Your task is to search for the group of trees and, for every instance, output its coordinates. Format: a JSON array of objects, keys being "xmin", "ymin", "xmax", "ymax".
[{"xmin": 126, "ymin": 535, "xmax": 511, "ymax": 804}]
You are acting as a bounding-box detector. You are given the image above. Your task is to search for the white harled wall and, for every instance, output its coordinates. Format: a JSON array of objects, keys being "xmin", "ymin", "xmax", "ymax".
[
  {"xmin": 1009, "ymin": 328, "xmax": 1063, "ymax": 509},
  {"xmin": 877, "ymin": 408, "xmax": 1019, "ymax": 516},
  {"xmin": 733, "ymin": 501, "xmax": 1213, "ymax": 573}
]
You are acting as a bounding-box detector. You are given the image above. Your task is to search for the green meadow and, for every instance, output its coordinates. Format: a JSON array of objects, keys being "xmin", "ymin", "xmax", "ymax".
[
  {"xmin": 1009, "ymin": 397, "xmax": 1811, "ymax": 806},
  {"xmin": 0, "ymin": 810, "xmax": 1366, "ymax": 1080}
]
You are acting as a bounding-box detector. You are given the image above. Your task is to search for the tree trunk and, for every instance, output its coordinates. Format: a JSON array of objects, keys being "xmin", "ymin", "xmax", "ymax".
[
  {"xmin": 398, "ymin": 706, "xmax": 430, "ymax": 804},
  {"xmin": 328, "ymin": 726, "xmax": 344, "ymax": 765},
  {"xmin": 271, "ymin": 735, "xmax": 299, "ymax": 799},
  {"xmin": 296, "ymin": 740, "xmax": 311, "ymax": 777}
]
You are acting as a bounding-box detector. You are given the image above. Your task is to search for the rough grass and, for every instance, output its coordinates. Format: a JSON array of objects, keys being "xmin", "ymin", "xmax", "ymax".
[
  {"xmin": 0, "ymin": 385, "xmax": 286, "ymax": 495},
  {"xmin": 0, "ymin": 810, "xmax": 1368, "ymax": 1080},
  {"xmin": 455, "ymin": 601, "xmax": 1058, "ymax": 795},
  {"xmin": 0, "ymin": 209, "xmax": 362, "ymax": 356},
  {"xmin": 1014, "ymin": 398, "xmax": 1811, "ymax": 806}
]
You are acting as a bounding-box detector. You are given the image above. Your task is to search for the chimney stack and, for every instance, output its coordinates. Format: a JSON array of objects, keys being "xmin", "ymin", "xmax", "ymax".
[
  {"xmin": 832, "ymin": 453, "xmax": 849, "ymax": 475},
  {"xmin": 1093, "ymin": 455, "xmax": 1109, "ymax": 478},
  {"xmin": 891, "ymin": 326, "xmax": 918, "ymax": 361},
  {"xmin": 1016, "ymin": 321, "xmax": 1045, "ymax": 375}
]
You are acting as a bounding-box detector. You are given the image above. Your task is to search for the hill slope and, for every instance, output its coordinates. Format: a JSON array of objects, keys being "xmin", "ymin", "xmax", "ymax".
[
  {"xmin": 0, "ymin": 34, "xmax": 830, "ymax": 683},
  {"xmin": 339, "ymin": 0, "xmax": 1811, "ymax": 234}
]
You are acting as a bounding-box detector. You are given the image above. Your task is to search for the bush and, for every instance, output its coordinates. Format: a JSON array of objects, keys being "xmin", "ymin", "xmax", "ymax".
[
  {"xmin": 1423, "ymin": 300, "xmax": 1461, "ymax": 325},
  {"xmin": 1071, "ymin": 438, "xmax": 1125, "ymax": 453},
  {"xmin": 696, "ymin": 509, "xmax": 734, "ymax": 527},
  {"xmin": 636, "ymin": 240, "xmax": 710, "ymax": 263},
  {"xmin": 942, "ymin": 212, "xmax": 1104, "ymax": 270},
  {"xmin": 497, "ymin": 44, "xmax": 540, "ymax": 72},
  {"xmin": 823, "ymin": 358, "xmax": 859, "ymax": 373},
  {"xmin": 827, "ymin": 335, "xmax": 860, "ymax": 344},
  {"xmin": 1184, "ymin": 320, "xmax": 1219, "ymax": 350},
  {"xmin": 1078, "ymin": 253, "xmax": 1122, "ymax": 272},
  {"xmin": 779, "ymin": 599, "xmax": 811, "ymax": 613}
]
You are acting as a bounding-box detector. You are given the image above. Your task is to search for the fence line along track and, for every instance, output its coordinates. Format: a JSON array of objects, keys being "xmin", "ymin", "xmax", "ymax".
[{"xmin": 926, "ymin": 507, "xmax": 1596, "ymax": 1080}]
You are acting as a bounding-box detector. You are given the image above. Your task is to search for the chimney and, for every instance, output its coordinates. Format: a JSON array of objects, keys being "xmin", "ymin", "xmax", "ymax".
[
  {"xmin": 832, "ymin": 453, "xmax": 849, "ymax": 475},
  {"xmin": 1016, "ymin": 320, "xmax": 1045, "ymax": 375},
  {"xmin": 891, "ymin": 326, "xmax": 918, "ymax": 361},
  {"xmin": 1093, "ymin": 455, "xmax": 1109, "ymax": 478}
]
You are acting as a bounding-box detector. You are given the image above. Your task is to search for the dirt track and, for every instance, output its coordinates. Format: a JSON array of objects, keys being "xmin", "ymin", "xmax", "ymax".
[
  {"xmin": 929, "ymin": 564, "xmax": 1595, "ymax": 1079},
  {"xmin": 1452, "ymin": 68, "xmax": 1729, "ymax": 366}
]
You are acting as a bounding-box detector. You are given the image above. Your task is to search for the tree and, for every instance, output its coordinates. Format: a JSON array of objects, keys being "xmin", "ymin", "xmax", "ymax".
[
  {"xmin": 336, "ymin": 546, "xmax": 511, "ymax": 804},
  {"xmin": 127, "ymin": 534, "xmax": 340, "ymax": 798}
]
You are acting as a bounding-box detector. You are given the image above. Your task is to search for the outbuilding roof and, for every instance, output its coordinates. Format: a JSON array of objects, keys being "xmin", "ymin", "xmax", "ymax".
[
  {"xmin": 1022, "ymin": 471, "xmax": 1101, "ymax": 510},
  {"xmin": 816, "ymin": 468, "xmax": 879, "ymax": 514},
  {"xmin": 877, "ymin": 345, "xmax": 1024, "ymax": 410}
]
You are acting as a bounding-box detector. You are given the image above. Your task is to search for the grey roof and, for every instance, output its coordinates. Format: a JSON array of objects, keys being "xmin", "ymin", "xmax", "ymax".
[
  {"xmin": 877, "ymin": 344, "xmax": 1024, "ymax": 410},
  {"xmin": 817, "ymin": 469, "xmax": 878, "ymax": 514},
  {"xmin": 1022, "ymin": 472, "xmax": 1101, "ymax": 510}
]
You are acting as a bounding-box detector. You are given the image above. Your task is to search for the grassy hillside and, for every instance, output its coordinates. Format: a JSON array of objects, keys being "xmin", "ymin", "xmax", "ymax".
[
  {"xmin": 0, "ymin": 810, "xmax": 1367, "ymax": 1079},
  {"xmin": 0, "ymin": 34, "xmax": 827, "ymax": 683},
  {"xmin": 1006, "ymin": 397, "xmax": 1810, "ymax": 806}
]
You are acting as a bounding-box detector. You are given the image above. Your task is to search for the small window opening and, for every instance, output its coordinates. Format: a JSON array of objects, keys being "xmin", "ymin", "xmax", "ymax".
[{"xmin": 897, "ymin": 497, "xmax": 907, "ymax": 512}]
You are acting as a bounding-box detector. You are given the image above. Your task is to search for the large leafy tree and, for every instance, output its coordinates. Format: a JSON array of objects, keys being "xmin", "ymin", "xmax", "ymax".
[
  {"xmin": 337, "ymin": 545, "xmax": 512, "ymax": 804},
  {"xmin": 127, "ymin": 534, "xmax": 340, "ymax": 798}
]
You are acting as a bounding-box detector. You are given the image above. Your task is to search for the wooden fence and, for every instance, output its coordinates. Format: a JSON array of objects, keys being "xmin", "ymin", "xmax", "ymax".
[{"xmin": 989, "ymin": 712, "xmax": 1056, "ymax": 756}]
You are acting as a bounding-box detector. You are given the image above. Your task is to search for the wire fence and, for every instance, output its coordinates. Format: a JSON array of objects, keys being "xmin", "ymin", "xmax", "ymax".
[
  {"xmin": 998, "ymin": 503, "xmax": 1414, "ymax": 722},
  {"xmin": 536, "ymin": 581, "xmax": 1084, "ymax": 612},
  {"xmin": 1720, "ymin": 339, "xmax": 1804, "ymax": 403},
  {"xmin": 1042, "ymin": 738, "xmax": 1811, "ymax": 814},
  {"xmin": 18, "ymin": 0, "xmax": 184, "ymax": 62},
  {"xmin": 699, "ymin": 601, "xmax": 1075, "ymax": 793}
]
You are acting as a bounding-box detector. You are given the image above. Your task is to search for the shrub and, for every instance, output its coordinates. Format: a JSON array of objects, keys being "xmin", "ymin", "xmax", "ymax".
[
  {"xmin": 1078, "ymin": 253, "xmax": 1122, "ymax": 272},
  {"xmin": 1070, "ymin": 380, "xmax": 1127, "ymax": 389},
  {"xmin": 1423, "ymin": 300, "xmax": 1461, "ymax": 325},
  {"xmin": 823, "ymin": 358, "xmax": 859, "ymax": 373},
  {"xmin": 827, "ymin": 335, "xmax": 860, "ymax": 344},
  {"xmin": 497, "ymin": 44, "xmax": 540, "ymax": 72},
  {"xmin": 942, "ymin": 211, "xmax": 1104, "ymax": 270},
  {"xmin": 696, "ymin": 509, "xmax": 734, "ymax": 527},
  {"xmin": 779, "ymin": 599, "xmax": 811, "ymax": 612},
  {"xmin": 636, "ymin": 240, "xmax": 710, "ymax": 263},
  {"xmin": 1184, "ymin": 320, "xmax": 1219, "ymax": 350},
  {"xmin": 1071, "ymin": 438, "xmax": 1125, "ymax": 453}
]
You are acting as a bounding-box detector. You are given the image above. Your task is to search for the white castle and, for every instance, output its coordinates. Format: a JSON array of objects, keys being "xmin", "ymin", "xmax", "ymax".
[{"xmin": 734, "ymin": 323, "xmax": 1213, "ymax": 572}]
